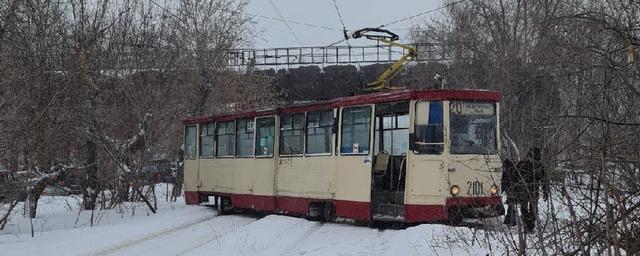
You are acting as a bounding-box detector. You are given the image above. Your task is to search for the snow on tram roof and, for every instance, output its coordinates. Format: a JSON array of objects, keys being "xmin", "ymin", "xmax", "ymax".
[{"xmin": 183, "ymin": 88, "xmax": 501, "ymax": 125}]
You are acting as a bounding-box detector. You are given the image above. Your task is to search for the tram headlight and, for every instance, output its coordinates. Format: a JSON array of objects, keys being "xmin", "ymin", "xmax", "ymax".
[
  {"xmin": 450, "ymin": 185, "xmax": 460, "ymax": 196},
  {"xmin": 489, "ymin": 184, "xmax": 499, "ymax": 195}
]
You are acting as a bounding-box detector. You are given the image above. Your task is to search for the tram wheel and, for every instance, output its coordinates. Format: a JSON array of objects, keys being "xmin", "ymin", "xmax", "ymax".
[
  {"xmin": 216, "ymin": 196, "xmax": 231, "ymax": 216},
  {"xmin": 322, "ymin": 203, "xmax": 336, "ymax": 222},
  {"xmin": 216, "ymin": 196, "xmax": 223, "ymax": 216}
]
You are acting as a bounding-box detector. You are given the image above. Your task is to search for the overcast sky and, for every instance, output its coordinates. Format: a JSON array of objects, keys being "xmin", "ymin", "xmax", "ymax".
[{"xmin": 246, "ymin": 0, "xmax": 443, "ymax": 49}]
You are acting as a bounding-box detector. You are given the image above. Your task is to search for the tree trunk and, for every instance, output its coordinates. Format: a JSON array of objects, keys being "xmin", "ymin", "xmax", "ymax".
[
  {"xmin": 0, "ymin": 200, "xmax": 19, "ymax": 230},
  {"xmin": 82, "ymin": 140, "xmax": 98, "ymax": 210},
  {"xmin": 26, "ymin": 167, "xmax": 68, "ymax": 218},
  {"xmin": 27, "ymin": 191, "xmax": 38, "ymax": 219}
]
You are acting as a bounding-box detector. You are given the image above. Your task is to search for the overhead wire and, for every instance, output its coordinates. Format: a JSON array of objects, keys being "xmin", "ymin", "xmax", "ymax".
[
  {"xmin": 330, "ymin": 0, "xmax": 370, "ymax": 86},
  {"xmin": 148, "ymin": 0, "xmax": 347, "ymax": 68},
  {"xmin": 376, "ymin": 0, "xmax": 468, "ymax": 29},
  {"xmin": 148, "ymin": 0, "xmax": 321, "ymax": 63},
  {"xmin": 148, "ymin": 0, "xmax": 197, "ymax": 47},
  {"xmin": 368, "ymin": 0, "xmax": 468, "ymax": 63},
  {"xmin": 332, "ymin": 0, "xmax": 349, "ymax": 40},
  {"xmin": 324, "ymin": 1, "xmax": 466, "ymax": 48},
  {"xmin": 268, "ymin": 0, "xmax": 305, "ymax": 46},
  {"xmin": 250, "ymin": 14, "xmax": 340, "ymax": 32}
]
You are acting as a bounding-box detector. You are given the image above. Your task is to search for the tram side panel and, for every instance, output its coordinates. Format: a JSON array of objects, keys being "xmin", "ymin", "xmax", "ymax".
[
  {"xmin": 252, "ymin": 157, "xmax": 277, "ymax": 211},
  {"xmin": 211, "ymin": 159, "xmax": 234, "ymax": 193},
  {"xmin": 405, "ymin": 156, "xmax": 448, "ymax": 221},
  {"xmin": 275, "ymin": 109, "xmax": 337, "ymax": 215},
  {"xmin": 183, "ymin": 124, "xmax": 200, "ymax": 205},
  {"xmin": 184, "ymin": 159, "xmax": 200, "ymax": 204},
  {"xmin": 227, "ymin": 158, "xmax": 257, "ymax": 209},
  {"xmin": 276, "ymin": 156, "xmax": 336, "ymax": 215},
  {"xmin": 204, "ymin": 158, "xmax": 256, "ymax": 209},
  {"xmin": 198, "ymin": 157, "xmax": 276, "ymax": 211},
  {"xmin": 197, "ymin": 159, "xmax": 218, "ymax": 192},
  {"xmin": 334, "ymin": 157, "xmax": 373, "ymax": 220}
]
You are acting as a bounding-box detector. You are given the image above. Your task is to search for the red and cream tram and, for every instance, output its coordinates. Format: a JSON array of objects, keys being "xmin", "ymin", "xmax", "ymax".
[{"xmin": 182, "ymin": 89, "xmax": 503, "ymax": 223}]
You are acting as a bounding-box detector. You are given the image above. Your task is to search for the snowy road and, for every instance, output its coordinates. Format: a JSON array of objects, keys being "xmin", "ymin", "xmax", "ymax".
[
  {"xmin": 92, "ymin": 211, "xmax": 498, "ymax": 256},
  {"xmin": 93, "ymin": 214, "xmax": 255, "ymax": 256},
  {"xmin": 1, "ymin": 191, "xmax": 505, "ymax": 255}
]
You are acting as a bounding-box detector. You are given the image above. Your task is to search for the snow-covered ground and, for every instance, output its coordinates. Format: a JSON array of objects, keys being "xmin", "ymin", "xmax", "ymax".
[{"xmin": 1, "ymin": 185, "xmax": 511, "ymax": 256}]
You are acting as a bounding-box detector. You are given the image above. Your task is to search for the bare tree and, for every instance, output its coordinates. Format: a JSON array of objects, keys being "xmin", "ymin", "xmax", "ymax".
[
  {"xmin": 412, "ymin": 0, "xmax": 640, "ymax": 254},
  {"xmin": 0, "ymin": 0, "xmax": 256, "ymax": 225}
]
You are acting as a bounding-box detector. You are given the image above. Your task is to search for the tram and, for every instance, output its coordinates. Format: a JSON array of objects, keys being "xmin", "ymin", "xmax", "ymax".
[{"xmin": 182, "ymin": 89, "xmax": 503, "ymax": 223}]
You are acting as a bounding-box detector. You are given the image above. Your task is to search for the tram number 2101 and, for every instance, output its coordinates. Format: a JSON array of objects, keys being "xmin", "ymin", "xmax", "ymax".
[{"xmin": 466, "ymin": 181, "xmax": 485, "ymax": 195}]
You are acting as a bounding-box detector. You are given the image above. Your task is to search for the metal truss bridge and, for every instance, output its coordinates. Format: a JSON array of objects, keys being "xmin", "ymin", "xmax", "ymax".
[
  {"xmin": 29, "ymin": 43, "xmax": 453, "ymax": 71},
  {"xmin": 225, "ymin": 43, "xmax": 451, "ymax": 67}
]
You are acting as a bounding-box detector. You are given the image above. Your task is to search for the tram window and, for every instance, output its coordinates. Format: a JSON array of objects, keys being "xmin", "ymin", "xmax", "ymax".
[
  {"xmin": 306, "ymin": 110, "xmax": 333, "ymax": 154},
  {"xmin": 374, "ymin": 115, "xmax": 409, "ymax": 156},
  {"xmin": 341, "ymin": 106, "xmax": 372, "ymax": 155},
  {"xmin": 184, "ymin": 125, "xmax": 197, "ymax": 159},
  {"xmin": 413, "ymin": 101, "xmax": 444, "ymax": 154},
  {"xmin": 397, "ymin": 115, "xmax": 409, "ymax": 129},
  {"xmin": 199, "ymin": 123, "xmax": 215, "ymax": 158},
  {"xmin": 255, "ymin": 117, "xmax": 275, "ymax": 157},
  {"xmin": 280, "ymin": 113, "xmax": 305, "ymax": 155},
  {"xmin": 236, "ymin": 119, "xmax": 254, "ymax": 157},
  {"xmin": 450, "ymin": 101, "xmax": 497, "ymax": 154},
  {"xmin": 216, "ymin": 121, "xmax": 235, "ymax": 157},
  {"xmin": 392, "ymin": 131, "xmax": 409, "ymax": 154}
]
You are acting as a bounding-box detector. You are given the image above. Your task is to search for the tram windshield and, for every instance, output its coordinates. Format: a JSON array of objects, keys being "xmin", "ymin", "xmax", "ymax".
[{"xmin": 450, "ymin": 101, "xmax": 497, "ymax": 155}]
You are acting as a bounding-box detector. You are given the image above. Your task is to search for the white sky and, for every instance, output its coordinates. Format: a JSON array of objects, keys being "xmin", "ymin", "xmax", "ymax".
[{"xmin": 246, "ymin": 0, "xmax": 443, "ymax": 49}]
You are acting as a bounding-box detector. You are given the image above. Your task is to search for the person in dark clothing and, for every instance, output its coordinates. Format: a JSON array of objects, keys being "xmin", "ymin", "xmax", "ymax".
[
  {"xmin": 516, "ymin": 147, "xmax": 549, "ymax": 233},
  {"xmin": 501, "ymin": 158, "xmax": 518, "ymax": 226}
]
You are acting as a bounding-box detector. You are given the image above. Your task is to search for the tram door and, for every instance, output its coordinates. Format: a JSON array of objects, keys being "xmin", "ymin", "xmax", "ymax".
[
  {"xmin": 335, "ymin": 105, "xmax": 375, "ymax": 220},
  {"xmin": 252, "ymin": 117, "xmax": 277, "ymax": 211},
  {"xmin": 406, "ymin": 101, "xmax": 446, "ymax": 205},
  {"xmin": 371, "ymin": 101, "xmax": 410, "ymax": 221}
]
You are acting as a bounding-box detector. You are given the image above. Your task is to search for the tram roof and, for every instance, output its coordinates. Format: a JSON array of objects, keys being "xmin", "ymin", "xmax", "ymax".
[{"xmin": 183, "ymin": 88, "xmax": 501, "ymax": 125}]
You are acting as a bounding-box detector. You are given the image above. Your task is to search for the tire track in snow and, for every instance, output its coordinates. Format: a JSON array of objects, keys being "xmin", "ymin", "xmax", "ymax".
[
  {"xmin": 280, "ymin": 222, "xmax": 324, "ymax": 256},
  {"xmin": 264, "ymin": 217, "xmax": 316, "ymax": 249},
  {"xmin": 176, "ymin": 214, "xmax": 313, "ymax": 256},
  {"xmin": 87, "ymin": 215, "xmax": 217, "ymax": 256},
  {"xmin": 173, "ymin": 218, "xmax": 260, "ymax": 256}
]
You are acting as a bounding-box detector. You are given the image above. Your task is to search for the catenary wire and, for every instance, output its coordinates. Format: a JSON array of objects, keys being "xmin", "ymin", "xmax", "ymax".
[
  {"xmin": 377, "ymin": 0, "xmax": 468, "ymax": 28},
  {"xmin": 268, "ymin": 0, "xmax": 305, "ymax": 46},
  {"xmin": 330, "ymin": 0, "xmax": 370, "ymax": 86},
  {"xmin": 332, "ymin": 0, "xmax": 348, "ymax": 37},
  {"xmin": 250, "ymin": 14, "xmax": 340, "ymax": 31}
]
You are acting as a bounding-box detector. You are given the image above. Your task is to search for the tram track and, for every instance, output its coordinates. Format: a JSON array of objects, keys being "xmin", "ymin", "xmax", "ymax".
[
  {"xmin": 174, "ymin": 217, "xmax": 260, "ymax": 256},
  {"xmin": 89, "ymin": 213, "xmax": 257, "ymax": 256},
  {"xmin": 179, "ymin": 214, "xmax": 331, "ymax": 256},
  {"xmin": 88, "ymin": 215, "xmax": 215, "ymax": 256}
]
